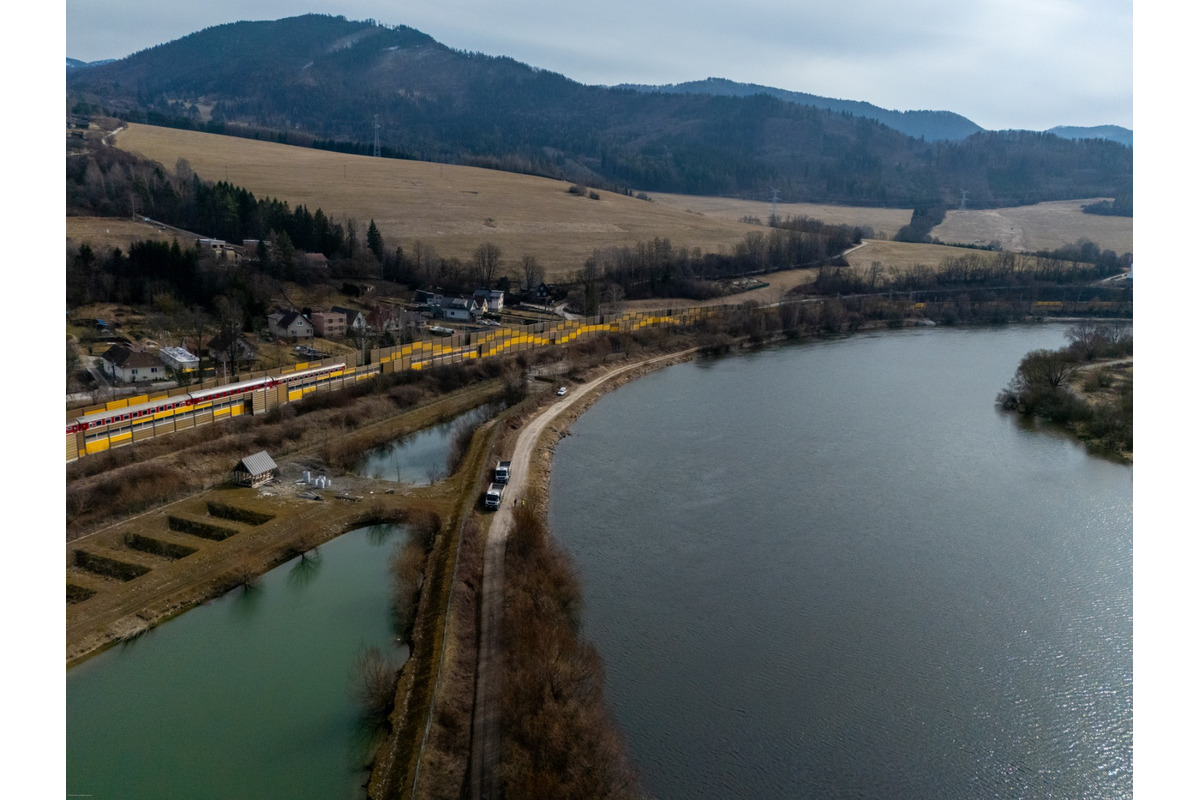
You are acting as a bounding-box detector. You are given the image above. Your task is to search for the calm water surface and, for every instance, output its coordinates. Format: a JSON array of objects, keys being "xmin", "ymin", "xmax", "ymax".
[
  {"xmin": 66, "ymin": 524, "xmax": 410, "ymax": 800},
  {"xmin": 355, "ymin": 403, "xmax": 500, "ymax": 484},
  {"xmin": 549, "ymin": 325, "xmax": 1132, "ymax": 799}
]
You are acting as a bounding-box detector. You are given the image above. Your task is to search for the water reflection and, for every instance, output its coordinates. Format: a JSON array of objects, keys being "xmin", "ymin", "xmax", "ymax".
[
  {"xmin": 286, "ymin": 550, "xmax": 323, "ymax": 588},
  {"xmin": 365, "ymin": 523, "xmax": 398, "ymax": 546},
  {"xmin": 67, "ymin": 525, "xmax": 406, "ymax": 800},
  {"xmin": 355, "ymin": 402, "xmax": 503, "ymax": 485}
]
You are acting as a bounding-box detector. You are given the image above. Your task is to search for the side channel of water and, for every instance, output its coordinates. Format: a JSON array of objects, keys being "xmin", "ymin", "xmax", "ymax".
[
  {"xmin": 66, "ymin": 524, "xmax": 411, "ymax": 800},
  {"xmin": 355, "ymin": 402, "xmax": 502, "ymax": 484},
  {"xmin": 549, "ymin": 324, "xmax": 1132, "ymax": 799}
]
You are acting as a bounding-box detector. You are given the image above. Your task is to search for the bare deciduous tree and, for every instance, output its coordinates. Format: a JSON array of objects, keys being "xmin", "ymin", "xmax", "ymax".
[
  {"xmin": 473, "ymin": 242, "xmax": 503, "ymax": 288},
  {"xmin": 521, "ymin": 254, "xmax": 544, "ymax": 292}
]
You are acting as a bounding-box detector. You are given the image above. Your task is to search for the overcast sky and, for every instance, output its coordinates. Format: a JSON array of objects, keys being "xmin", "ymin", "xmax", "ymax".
[{"xmin": 64, "ymin": 0, "xmax": 1132, "ymax": 132}]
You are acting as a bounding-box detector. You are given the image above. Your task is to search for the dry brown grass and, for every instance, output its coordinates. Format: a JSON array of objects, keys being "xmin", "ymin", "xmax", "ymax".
[
  {"xmin": 843, "ymin": 239, "xmax": 1003, "ymax": 271},
  {"xmin": 648, "ymin": 193, "xmax": 915, "ymax": 238},
  {"xmin": 66, "ymin": 216, "xmax": 200, "ymax": 253},
  {"xmin": 932, "ymin": 199, "xmax": 1132, "ymax": 255},
  {"xmin": 101, "ymin": 123, "xmax": 1131, "ymax": 291},
  {"xmin": 113, "ymin": 123, "xmax": 762, "ymax": 281}
]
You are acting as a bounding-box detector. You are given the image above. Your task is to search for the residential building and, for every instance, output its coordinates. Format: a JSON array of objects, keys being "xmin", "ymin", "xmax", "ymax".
[
  {"xmin": 206, "ymin": 332, "xmax": 258, "ymax": 368},
  {"xmin": 473, "ymin": 288, "xmax": 505, "ymax": 313},
  {"xmin": 100, "ymin": 345, "xmax": 165, "ymax": 383},
  {"xmin": 267, "ymin": 311, "xmax": 315, "ymax": 340},
  {"xmin": 440, "ymin": 297, "xmax": 479, "ymax": 322},
  {"xmin": 414, "ymin": 289, "xmax": 444, "ymax": 308},
  {"xmin": 159, "ymin": 346, "xmax": 199, "ymax": 374},
  {"xmin": 367, "ymin": 305, "xmax": 423, "ymax": 335},
  {"xmin": 310, "ymin": 310, "xmax": 347, "ymax": 339},
  {"xmin": 331, "ymin": 306, "xmax": 367, "ymax": 333}
]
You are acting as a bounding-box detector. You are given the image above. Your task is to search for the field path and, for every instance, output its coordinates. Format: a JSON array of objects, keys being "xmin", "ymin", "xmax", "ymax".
[{"xmin": 468, "ymin": 349, "xmax": 696, "ymax": 800}]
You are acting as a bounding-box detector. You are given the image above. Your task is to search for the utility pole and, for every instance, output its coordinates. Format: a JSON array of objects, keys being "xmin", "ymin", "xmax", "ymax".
[{"xmin": 373, "ymin": 115, "xmax": 381, "ymax": 158}]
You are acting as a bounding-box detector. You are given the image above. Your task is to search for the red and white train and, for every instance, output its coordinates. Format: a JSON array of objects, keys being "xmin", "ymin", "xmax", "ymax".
[{"xmin": 66, "ymin": 362, "xmax": 354, "ymax": 460}]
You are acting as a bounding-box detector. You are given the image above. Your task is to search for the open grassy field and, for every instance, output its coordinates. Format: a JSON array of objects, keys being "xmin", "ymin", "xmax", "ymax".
[
  {"xmin": 647, "ymin": 194, "xmax": 914, "ymax": 238},
  {"xmin": 114, "ymin": 124, "xmax": 762, "ymax": 281},
  {"xmin": 932, "ymin": 199, "xmax": 1132, "ymax": 255},
  {"xmin": 844, "ymin": 239, "xmax": 1000, "ymax": 271},
  {"xmin": 66, "ymin": 215, "xmax": 202, "ymax": 253},
  {"xmin": 105, "ymin": 123, "xmax": 1132, "ymax": 284}
]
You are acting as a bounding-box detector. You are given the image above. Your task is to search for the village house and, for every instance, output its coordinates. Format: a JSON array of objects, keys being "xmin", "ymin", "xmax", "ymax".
[
  {"xmin": 473, "ymin": 288, "xmax": 505, "ymax": 313},
  {"xmin": 159, "ymin": 345, "xmax": 199, "ymax": 375},
  {"xmin": 309, "ymin": 310, "xmax": 347, "ymax": 339},
  {"xmin": 413, "ymin": 289, "xmax": 444, "ymax": 308},
  {"xmin": 206, "ymin": 332, "xmax": 258, "ymax": 369},
  {"xmin": 367, "ymin": 305, "xmax": 423, "ymax": 336},
  {"xmin": 331, "ymin": 306, "xmax": 368, "ymax": 334},
  {"xmin": 197, "ymin": 238, "xmax": 241, "ymax": 263},
  {"xmin": 301, "ymin": 252, "xmax": 330, "ymax": 272},
  {"xmin": 267, "ymin": 311, "xmax": 315, "ymax": 340},
  {"xmin": 439, "ymin": 297, "xmax": 480, "ymax": 322},
  {"xmin": 100, "ymin": 344, "xmax": 166, "ymax": 383}
]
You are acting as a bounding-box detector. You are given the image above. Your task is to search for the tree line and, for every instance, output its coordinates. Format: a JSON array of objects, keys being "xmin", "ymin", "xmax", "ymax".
[
  {"xmin": 801, "ymin": 244, "xmax": 1130, "ymax": 297},
  {"xmin": 572, "ymin": 218, "xmax": 864, "ymax": 311},
  {"xmin": 68, "ymin": 139, "xmax": 349, "ymax": 257}
]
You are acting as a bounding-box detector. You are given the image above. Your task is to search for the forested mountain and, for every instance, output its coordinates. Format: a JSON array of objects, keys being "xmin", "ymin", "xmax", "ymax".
[
  {"xmin": 1046, "ymin": 125, "xmax": 1132, "ymax": 148},
  {"xmin": 66, "ymin": 14, "xmax": 1131, "ymax": 208},
  {"xmin": 619, "ymin": 78, "xmax": 985, "ymax": 142}
]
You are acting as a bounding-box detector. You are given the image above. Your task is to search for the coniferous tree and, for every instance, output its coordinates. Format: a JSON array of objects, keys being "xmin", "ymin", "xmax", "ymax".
[{"xmin": 367, "ymin": 219, "xmax": 384, "ymax": 262}]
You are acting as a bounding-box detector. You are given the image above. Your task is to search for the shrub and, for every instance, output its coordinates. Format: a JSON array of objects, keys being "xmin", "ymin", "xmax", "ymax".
[
  {"xmin": 206, "ymin": 502, "xmax": 274, "ymax": 526},
  {"xmin": 168, "ymin": 515, "xmax": 238, "ymax": 541},
  {"xmin": 352, "ymin": 646, "xmax": 399, "ymax": 730},
  {"xmin": 67, "ymin": 584, "xmax": 97, "ymax": 604},
  {"xmin": 124, "ymin": 533, "xmax": 197, "ymax": 560},
  {"xmin": 74, "ymin": 550, "xmax": 151, "ymax": 581}
]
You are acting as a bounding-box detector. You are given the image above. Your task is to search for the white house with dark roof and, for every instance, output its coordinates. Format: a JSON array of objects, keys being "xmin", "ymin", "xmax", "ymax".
[
  {"xmin": 473, "ymin": 289, "xmax": 505, "ymax": 313},
  {"xmin": 440, "ymin": 297, "xmax": 480, "ymax": 322},
  {"xmin": 100, "ymin": 345, "xmax": 166, "ymax": 383},
  {"xmin": 267, "ymin": 311, "xmax": 314, "ymax": 340}
]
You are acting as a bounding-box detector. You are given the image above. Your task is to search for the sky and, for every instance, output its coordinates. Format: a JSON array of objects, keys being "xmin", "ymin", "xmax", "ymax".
[{"xmin": 63, "ymin": 0, "xmax": 1133, "ymax": 132}]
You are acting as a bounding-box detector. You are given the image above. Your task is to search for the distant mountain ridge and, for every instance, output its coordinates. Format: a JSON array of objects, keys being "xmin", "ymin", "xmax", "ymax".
[
  {"xmin": 619, "ymin": 79, "xmax": 1132, "ymax": 147},
  {"xmin": 67, "ymin": 57, "xmax": 115, "ymax": 69},
  {"xmin": 65, "ymin": 14, "xmax": 1132, "ymax": 208},
  {"xmin": 1046, "ymin": 125, "xmax": 1132, "ymax": 147},
  {"xmin": 618, "ymin": 78, "xmax": 985, "ymax": 142}
]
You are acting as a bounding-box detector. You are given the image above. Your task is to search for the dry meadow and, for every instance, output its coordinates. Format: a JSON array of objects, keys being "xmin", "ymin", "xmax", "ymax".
[
  {"xmin": 114, "ymin": 124, "xmax": 761, "ymax": 280},
  {"xmin": 107, "ymin": 123, "xmax": 1132, "ymax": 283}
]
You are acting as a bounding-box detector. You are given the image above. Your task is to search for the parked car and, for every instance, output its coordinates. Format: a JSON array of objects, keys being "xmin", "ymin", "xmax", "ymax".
[{"xmin": 556, "ymin": 386, "xmax": 567, "ymax": 396}]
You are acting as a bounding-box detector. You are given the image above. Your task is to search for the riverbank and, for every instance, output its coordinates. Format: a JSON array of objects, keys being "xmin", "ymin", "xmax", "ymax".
[{"xmin": 997, "ymin": 322, "xmax": 1133, "ymax": 462}]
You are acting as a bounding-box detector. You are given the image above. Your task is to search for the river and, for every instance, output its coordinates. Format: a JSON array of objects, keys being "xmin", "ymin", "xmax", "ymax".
[{"xmin": 549, "ymin": 324, "xmax": 1132, "ymax": 799}]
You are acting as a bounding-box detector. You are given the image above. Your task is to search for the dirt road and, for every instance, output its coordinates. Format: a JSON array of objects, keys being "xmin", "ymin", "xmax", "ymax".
[{"xmin": 467, "ymin": 350, "xmax": 697, "ymax": 800}]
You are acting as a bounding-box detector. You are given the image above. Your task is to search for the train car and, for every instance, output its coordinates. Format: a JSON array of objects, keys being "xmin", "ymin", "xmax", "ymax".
[{"xmin": 67, "ymin": 363, "xmax": 347, "ymax": 461}]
